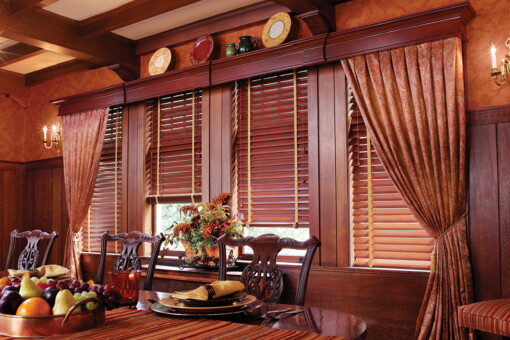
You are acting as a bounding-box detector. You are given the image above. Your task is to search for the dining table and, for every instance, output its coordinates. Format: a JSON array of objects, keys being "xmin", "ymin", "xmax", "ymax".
[{"xmin": 0, "ymin": 288, "xmax": 367, "ymax": 339}]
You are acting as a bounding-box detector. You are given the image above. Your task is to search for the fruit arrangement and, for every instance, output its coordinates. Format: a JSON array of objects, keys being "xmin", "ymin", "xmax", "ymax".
[{"xmin": 0, "ymin": 275, "xmax": 123, "ymax": 317}]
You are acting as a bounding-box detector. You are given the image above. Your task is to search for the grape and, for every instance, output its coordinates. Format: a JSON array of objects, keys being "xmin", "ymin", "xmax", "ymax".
[
  {"xmin": 113, "ymin": 300, "xmax": 120, "ymax": 308},
  {"xmin": 108, "ymin": 295, "xmax": 115, "ymax": 302},
  {"xmin": 90, "ymin": 285, "xmax": 98, "ymax": 293},
  {"xmin": 103, "ymin": 285, "xmax": 111, "ymax": 292},
  {"xmin": 47, "ymin": 280, "xmax": 57, "ymax": 288},
  {"xmin": 102, "ymin": 290, "xmax": 110, "ymax": 298},
  {"xmin": 97, "ymin": 287, "xmax": 104, "ymax": 294},
  {"xmin": 69, "ymin": 287, "xmax": 76, "ymax": 294},
  {"xmin": 81, "ymin": 283, "xmax": 90, "ymax": 291},
  {"xmin": 85, "ymin": 301, "xmax": 96, "ymax": 311},
  {"xmin": 75, "ymin": 287, "xmax": 83, "ymax": 294},
  {"xmin": 111, "ymin": 286, "xmax": 118, "ymax": 293},
  {"xmin": 105, "ymin": 302, "xmax": 114, "ymax": 311},
  {"xmin": 31, "ymin": 277, "xmax": 39, "ymax": 283},
  {"xmin": 39, "ymin": 277, "xmax": 48, "ymax": 283},
  {"xmin": 72, "ymin": 280, "xmax": 81, "ymax": 288},
  {"xmin": 87, "ymin": 292, "xmax": 97, "ymax": 299},
  {"xmin": 74, "ymin": 292, "xmax": 81, "ymax": 300}
]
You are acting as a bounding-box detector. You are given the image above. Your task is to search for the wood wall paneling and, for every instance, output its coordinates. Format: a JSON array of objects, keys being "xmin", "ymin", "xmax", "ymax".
[
  {"xmin": 208, "ymin": 86, "xmax": 223, "ymax": 198},
  {"xmin": 306, "ymin": 67, "xmax": 320, "ymax": 265},
  {"xmin": 0, "ymin": 162, "xmax": 23, "ymax": 269},
  {"xmin": 498, "ymin": 122, "xmax": 510, "ymax": 299},
  {"xmin": 317, "ymin": 64, "xmax": 338, "ymax": 266},
  {"xmin": 22, "ymin": 158, "xmax": 68, "ymax": 266}
]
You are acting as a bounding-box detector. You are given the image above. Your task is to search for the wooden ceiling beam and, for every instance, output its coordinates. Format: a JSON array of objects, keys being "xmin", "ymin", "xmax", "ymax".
[
  {"xmin": 272, "ymin": 0, "xmax": 335, "ymax": 34},
  {"xmin": 9, "ymin": 0, "xmax": 58, "ymax": 15},
  {"xmin": 0, "ymin": 3, "xmax": 139, "ymax": 75},
  {"xmin": 25, "ymin": 59, "xmax": 97, "ymax": 86},
  {"xmin": 79, "ymin": 0, "xmax": 201, "ymax": 39},
  {"xmin": 0, "ymin": 42, "xmax": 41, "ymax": 67},
  {"xmin": 136, "ymin": 2, "xmax": 290, "ymax": 55}
]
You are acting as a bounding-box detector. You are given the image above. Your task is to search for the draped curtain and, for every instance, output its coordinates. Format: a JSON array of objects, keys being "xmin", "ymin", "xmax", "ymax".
[
  {"xmin": 341, "ymin": 37, "xmax": 473, "ymax": 339},
  {"xmin": 62, "ymin": 107, "xmax": 108, "ymax": 280}
]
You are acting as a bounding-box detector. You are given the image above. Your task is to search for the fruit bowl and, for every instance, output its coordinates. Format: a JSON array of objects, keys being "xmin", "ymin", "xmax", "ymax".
[{"xmin": 0, "ymin": 298, "xmax": 105, "ymax": 338}]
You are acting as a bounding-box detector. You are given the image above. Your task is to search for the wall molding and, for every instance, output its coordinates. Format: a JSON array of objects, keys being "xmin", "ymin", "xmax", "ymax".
[{"xmin": 468, "ymin": 104, "xmax": 510, "ymax": 126}]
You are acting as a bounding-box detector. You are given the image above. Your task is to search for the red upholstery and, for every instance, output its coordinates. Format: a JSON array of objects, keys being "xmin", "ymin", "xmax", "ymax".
[{"xmin": 458, "ymin": 299, "xmax": 510, "ymax": 336}]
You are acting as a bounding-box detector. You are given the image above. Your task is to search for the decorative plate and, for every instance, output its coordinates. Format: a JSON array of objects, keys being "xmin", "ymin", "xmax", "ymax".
[
  {"xmin": 190, "ymin": 35, "xmax": 214, "ymax": 65},
  {"xmin": 159, "ymin": 295, "xmax": 257, "ymax": 314},
  {"xmin": 172, "ymin": 291, "xmax": 247, "ymax": 307},
  {"xmin": 151, "ymin": 299, "xmax": 263, "ymax": 317},
  {"xmin": 148, "ymin": 47, "xmax": 172, "ymax": 76},
  {"xmin": 262, "ymin": 12, "xmax": 292, "ymax": 48}
]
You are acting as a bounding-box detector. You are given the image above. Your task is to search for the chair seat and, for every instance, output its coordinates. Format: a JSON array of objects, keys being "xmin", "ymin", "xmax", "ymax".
[{"xmin": 458, "ymin": 299, "xmax": 510, "ymax": 336}]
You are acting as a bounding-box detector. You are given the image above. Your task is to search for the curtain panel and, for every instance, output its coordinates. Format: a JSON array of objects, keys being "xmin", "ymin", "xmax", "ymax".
[
  {"xmin": 341, "ymin": 37, "xmax": 473, "ymax": 339},
  {"xmin": 62, "ymin": 107, "xmax": 109, "ymax": 280}
]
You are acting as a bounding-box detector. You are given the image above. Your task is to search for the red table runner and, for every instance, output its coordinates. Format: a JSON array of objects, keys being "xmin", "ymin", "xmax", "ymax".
[{"xmin": 15, "ymin": 308, "xmax": 344, "ymax": 339}]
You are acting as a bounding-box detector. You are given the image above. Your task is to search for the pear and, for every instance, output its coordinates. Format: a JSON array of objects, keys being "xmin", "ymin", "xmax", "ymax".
[
  {"xmin": 19, "ymin": 278, "xmax": 43, "ymax": 300},
  {"xmin": 52, "ymin": 289, "xmax": 81, "ymax": 315}
]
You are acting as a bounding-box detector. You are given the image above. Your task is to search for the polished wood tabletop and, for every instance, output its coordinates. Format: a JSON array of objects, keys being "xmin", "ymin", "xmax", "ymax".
[{"xmin": 137, "ymin": 290, "xmax": 367, "ymax": 340}]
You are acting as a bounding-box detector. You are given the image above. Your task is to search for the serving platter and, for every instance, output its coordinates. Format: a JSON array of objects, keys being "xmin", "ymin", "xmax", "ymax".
[
  {"xmin": 151, "ymin": 298, "xmax": 263, "ymax": 317},
  {"xmin": 159, "ymin": 295, "xmax": 256, "ymax": 314}
]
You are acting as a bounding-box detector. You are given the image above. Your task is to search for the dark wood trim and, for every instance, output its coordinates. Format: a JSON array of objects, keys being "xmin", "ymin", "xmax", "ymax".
[
  {"xmin": 0, "ymin": 69, "xmax": 28, "ymax": 99},
  {"xmin": 25, "ymin": 59, "xmax": 97, "ymax": 86},
  {"xmin": 24, "ymin": 157, "xmax": 63, "ymax": 170},
  {"xmin": 135, "ymin": 2, "xmax": 290, "ymax": 55},
  {"xmin": 53, "ymin": 84, "xmax": 125, "ymax": 115},
  {"xmin": 79, "ymin": 0, "xmax": 201, "ymax": 39},
  {"xmin": 125, "ymin": 64, "xmax": 210, "ymax": 104},
  {"xmin": 210, "ymin": 34, "xmax": 326, "ymax": 86},
  {"xmin": 468, "ymin": 104, "xmax": 510, "ymax": 126},
  {"xmin": 325, "ymin": 1, "xmax": 475, "ymax": 61}
]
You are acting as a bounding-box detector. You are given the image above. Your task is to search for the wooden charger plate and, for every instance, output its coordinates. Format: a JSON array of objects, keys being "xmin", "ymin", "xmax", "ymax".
[
  {"xmin": 151, "ymin": 298, "xmax": 263, "ymax": 317},
  {"xmin": 159, "ymin": 295, "xmax": 257, "ymax": 314}
]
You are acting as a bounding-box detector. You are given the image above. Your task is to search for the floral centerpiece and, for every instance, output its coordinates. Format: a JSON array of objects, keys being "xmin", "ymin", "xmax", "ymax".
[{"xmin": 164, "ymin": 193, "xmax": 243, "ymax": 266}]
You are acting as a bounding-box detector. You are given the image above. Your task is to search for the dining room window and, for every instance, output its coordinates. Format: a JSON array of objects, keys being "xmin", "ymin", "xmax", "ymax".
[
  {"xmin": 145, "ymin": 90, "xmax": 202, "ymax": 204},
  {"xmin": 231, "ymin": 69, "xmax": 310, "ymax": 243},
  {"xmin": 348, "ymin": 89, "xmax": 434, "ymax": 270},
  {"xmin": 83, "ymin": 105, "xmax": 123, "ymax": 253}
]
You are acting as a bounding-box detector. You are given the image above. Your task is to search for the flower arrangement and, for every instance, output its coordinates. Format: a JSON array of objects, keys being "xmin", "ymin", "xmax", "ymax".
[{"xmin": 164, "ymin": 193, "xmax": 243, "ymax": 264}]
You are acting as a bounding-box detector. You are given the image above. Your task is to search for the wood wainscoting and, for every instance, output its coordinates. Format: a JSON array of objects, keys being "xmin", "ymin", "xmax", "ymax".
[{"xmin": 468, "ymin": 104, "xmax": 510, "ymax": 340}]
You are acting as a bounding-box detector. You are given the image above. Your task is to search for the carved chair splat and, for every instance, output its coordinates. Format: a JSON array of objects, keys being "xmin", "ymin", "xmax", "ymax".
[
  {"xmin": 96, "ymin": 231, "xmax": 165, "ymax": 291},
  {"xmin": 218, "ymin": 233, "xmax": 320, "ymax": 306},
  {"xmin": 5, "ymin": 229, "xmax": 59, "ymax": 271}
]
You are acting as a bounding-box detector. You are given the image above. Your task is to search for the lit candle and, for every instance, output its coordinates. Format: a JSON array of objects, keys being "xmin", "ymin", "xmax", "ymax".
[
  {"xmin": 43, "ymin": 126, "xmax": 47, "ymax": 142},
  {"xmin": 491, "ymin": 45, "xmax": 497, "ymax": 69},
  {"xmin": 51, "ymin": 125, "xmax": 57, "ymax": 141}
]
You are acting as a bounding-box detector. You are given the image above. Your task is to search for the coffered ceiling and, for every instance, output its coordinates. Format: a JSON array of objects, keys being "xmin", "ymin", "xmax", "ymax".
[{"xmin": 0, "ymin": 0, "xmax": 348, "ymax": 105}]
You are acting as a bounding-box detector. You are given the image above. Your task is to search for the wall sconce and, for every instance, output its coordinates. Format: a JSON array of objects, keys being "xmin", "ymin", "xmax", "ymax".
[
  {"xmin": 490, "ymin": 38, "xmax": 510, "ymax": 86},
  {"xmin": 43, "ymin": 123, "xmax": 61, "ymax": 155}
]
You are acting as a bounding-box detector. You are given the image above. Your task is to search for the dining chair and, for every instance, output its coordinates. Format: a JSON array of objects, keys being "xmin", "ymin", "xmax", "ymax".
[
  {"xmin": 96, "ymin": 231, "xmax": 165, "ymax": 291},
  {"xmin": 5, "ymin": 229, "xmax": 59, "ymax": 271},
  {"xmin": 458, "ymin": 299, "xmax": 510, "ymax": 339},
  {"xmin": 217, "ymin": 233, "xmax": 320, "ymax": 306}
]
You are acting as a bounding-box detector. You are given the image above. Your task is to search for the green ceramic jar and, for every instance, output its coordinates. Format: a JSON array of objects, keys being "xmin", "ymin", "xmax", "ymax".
[
  {"xmin": 237, "ymin": 36, "xmax": 258, "ymax": 54},
  {"xmin": 225, "ymin": 43, "xmax": 237, "ymax": 57}
]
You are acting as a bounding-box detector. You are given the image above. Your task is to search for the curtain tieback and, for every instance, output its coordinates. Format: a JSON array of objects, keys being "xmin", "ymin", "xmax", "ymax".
[{"xmin": 430, "ymin": 211, "xmax": 467, "ymax": 273}]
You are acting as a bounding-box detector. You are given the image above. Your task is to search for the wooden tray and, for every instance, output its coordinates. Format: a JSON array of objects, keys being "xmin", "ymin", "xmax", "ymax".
[{"xmin": 0, "ymin": 298, "xmax": 105, "ymax": 338}]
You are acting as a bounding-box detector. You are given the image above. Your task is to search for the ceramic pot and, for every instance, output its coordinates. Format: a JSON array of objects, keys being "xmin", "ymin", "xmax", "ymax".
[
  {"xmin": 237, "ymin": 36, "xmax": 258, "ymax": 54},
  {"xmin": 225, "ymin": 43, "xmax": 237, "ymax": 57}
]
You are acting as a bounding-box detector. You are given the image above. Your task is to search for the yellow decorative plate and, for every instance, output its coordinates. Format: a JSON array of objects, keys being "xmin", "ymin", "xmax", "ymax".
[
  {"xmin": 159, "ymin": 294, "xmax": 257, "ymax": 314},
  {"xmin": 148, "ymin": 47, "xmax": 172, "ymax": 76},
  {"xmin": 262, "ymin": 12, "xmax": 292, "ymax": 48}
]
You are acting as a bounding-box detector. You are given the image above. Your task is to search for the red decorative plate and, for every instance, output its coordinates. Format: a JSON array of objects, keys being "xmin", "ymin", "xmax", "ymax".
[{"xmin": 190, "ymin": 34, "xmax": 214, "ymax": 65}]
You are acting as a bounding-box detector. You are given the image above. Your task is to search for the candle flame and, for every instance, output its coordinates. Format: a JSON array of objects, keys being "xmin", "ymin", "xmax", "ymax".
[
  {"xmin": 43, "ymin": 126, "xmax": 47, "ymax": 133},
  {"xmin": 491, "ymin": 44, "xmax": 496, "ymax": 54},
  {"xmin": 52, "ymin": 125, "xmax": 57, "ymax": 133}
]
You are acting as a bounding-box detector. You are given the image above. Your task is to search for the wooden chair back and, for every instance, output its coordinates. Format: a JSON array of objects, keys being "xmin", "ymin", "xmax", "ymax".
[
  {"xmin": 96, "ymin": 231, "xmax": 165, "ymax": 291},
  {"xmin": 218, "ymin": 233, "xmax": 320, "ymax": 306},
  {"xmin": 5, "ymin": 229, "xmax": 59, "ymax": 271}
]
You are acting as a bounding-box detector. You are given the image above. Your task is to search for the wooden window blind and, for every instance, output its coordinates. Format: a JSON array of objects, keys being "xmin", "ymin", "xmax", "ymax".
[
  {"xmin": 232, "ymin": 69, "xmax": 309, "ymax": 228},
  {"xmin": 84, "ymin": 106, "xmax": 123, "ymax": 253},
  {"xmin": 145, "ymin": 90, "xmax": 202, "ymax": 202},
  {"xmin": 348, "ymin": 89, "xmax": 434, "ymax": 270}
]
